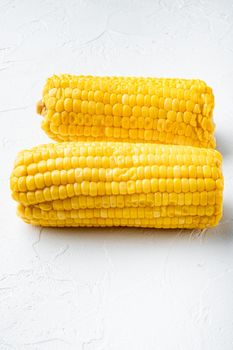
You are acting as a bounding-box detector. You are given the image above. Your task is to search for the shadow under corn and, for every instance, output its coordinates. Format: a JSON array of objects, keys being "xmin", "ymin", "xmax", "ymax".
[{"xmin": 215, "ymin": 131, "xmax": 232, "ymax": 158}]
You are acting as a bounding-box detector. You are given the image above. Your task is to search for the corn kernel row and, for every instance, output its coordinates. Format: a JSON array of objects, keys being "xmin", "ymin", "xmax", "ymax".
[
  {"xmin": 38, "ymin": 75, "xmax": 215, "ymax": 147},
  {"xmin": 11, "ymin": 141, "xmax": 223, "ymax": 228}
]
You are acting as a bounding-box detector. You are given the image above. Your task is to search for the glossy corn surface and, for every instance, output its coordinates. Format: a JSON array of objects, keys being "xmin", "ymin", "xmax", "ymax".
[
  {"xmin": 37, "ymin": 75, "xmax": 215, "ymax": 148},
  {"xmin": 10, "ymin": 141, "xmax": 223, "ymax": 228}
]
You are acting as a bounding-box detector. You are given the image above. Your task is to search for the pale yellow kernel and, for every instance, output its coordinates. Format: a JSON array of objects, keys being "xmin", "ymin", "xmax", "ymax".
[
  {"xmin": 193, "ymin": 104, "xmax": 201, "ymax": 114},
  {"xmin": 55, "ymin": 100, "xmax": 64, "ymax": 113},
  {"xmin": 26, "ymin": 176, "xmax": 36, "ymax": 191},
  {"xmin": 64, "ymin": 87, "xmax": 72, "ymax": 98},
  {"xmin": 14, "ymin": 165, "xmax": 27, "ymax": 177},
  {"xmin": 72, "ymin": 88, "xmax": 81, "ymax": 99},
  {"xmin": 174, "ymin": 179, "xmax": 181, "ymax": 193},
  {"xmin": 127, "ymin": 180, "xmax": 136, "ymax": 194},
  {"xmin": 51, "ymin": 170, "xmax": 60, "ymax": 185},
  {"xmin": 142, "ymin": 179, "xmax": 151, "ymax": 193},
  {"xmin": 47, "ymin": 97, "xmax": 56, "ymax": 109},
  {"xmin": 94, "ymin": 90, "xmax": 104, "ymax": 102},
  {"xmin": 64, "ymin": 98, "xmax": 73, "ymax": 112},
  {"xmin": 34, "ymin": 173, "xmax": 45, "ymax": 189},
  {"xmin": 164, "ymin": 98, "xmax": 172, "ymax": 111}
]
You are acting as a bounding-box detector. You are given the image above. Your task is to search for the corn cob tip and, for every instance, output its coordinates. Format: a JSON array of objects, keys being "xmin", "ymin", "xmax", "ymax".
[{"xmin": 36, "ymin": 100, "xmax": 46, "ymax": 116}]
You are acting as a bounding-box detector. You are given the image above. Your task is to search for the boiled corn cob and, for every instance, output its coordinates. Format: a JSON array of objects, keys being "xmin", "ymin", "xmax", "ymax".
[
  {"xmin": 10, "ymin": 141, "xmax": 223, "ymax": 228},
  {"xmin": 37, "ymin": 74, "xmax": 215, "ymax": 148}
]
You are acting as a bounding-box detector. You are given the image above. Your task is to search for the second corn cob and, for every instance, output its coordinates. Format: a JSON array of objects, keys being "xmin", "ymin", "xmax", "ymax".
[
  {"xmin": 37, "ymin": 75, "xmax": 215, "ymax": 148},
  {"xmin": 10, "ymin": 141, "xmax": 223, "ymax": 228}
]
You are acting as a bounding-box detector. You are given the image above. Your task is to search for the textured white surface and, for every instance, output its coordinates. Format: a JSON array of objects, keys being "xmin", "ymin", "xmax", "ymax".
[{"xmin": 1, "ymin": 0, "xmax": 233, "ymax": 349}]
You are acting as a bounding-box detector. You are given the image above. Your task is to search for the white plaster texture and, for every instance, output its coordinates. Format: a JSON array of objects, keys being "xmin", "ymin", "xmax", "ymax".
[{"xmin": 0, "ymin": 0, "xmax": 233, "ymax": 349}]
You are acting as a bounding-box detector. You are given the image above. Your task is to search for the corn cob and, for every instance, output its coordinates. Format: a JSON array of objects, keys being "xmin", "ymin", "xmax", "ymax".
[
  {"xmin": 37, "ymin": 75, "xmax": 215, "ymax": 148},
  {"xmin": 10, "ymin": 141, "xmax": 223, "ymax": 229}
]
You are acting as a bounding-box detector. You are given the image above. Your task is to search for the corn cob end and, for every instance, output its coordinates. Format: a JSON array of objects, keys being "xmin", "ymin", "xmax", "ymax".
[{"xmin": 37, "ymin": 100, "xmax": 46, "ymax": 116}]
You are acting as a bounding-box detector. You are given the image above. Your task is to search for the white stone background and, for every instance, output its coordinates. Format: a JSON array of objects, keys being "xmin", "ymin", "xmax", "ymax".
[{"xmin": 1, "ymin": 0, "xmax": 233, "ymax": 349}]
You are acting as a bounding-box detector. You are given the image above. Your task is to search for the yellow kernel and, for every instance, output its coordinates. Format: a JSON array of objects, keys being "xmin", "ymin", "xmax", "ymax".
[
  {"xmin": 110, "ymin": 94, "xmax": 117, "ymax": 105},
  {"xmin": 94, "ymin": 90, "xmax": 104, "ymax": 102},
  {"xmin": 64, "ymin": 87, "xmax": 72, "ymax": 98},
  {"xmin": 81, "ymin": 101, "xmax": 88, "ymax": 113},
  {"xmin": 88, "ymin": 101, "xmax": 96, "ymax": 114},
  {"xmin": 167, "ymin": 110, "xmax": 176, "ymax": 122},
  {"xmin": 184, "ymin": 111, "xmax": 192, "ymax": 124},
  {"xmin": 151, "ymin": 95, "xmax": 159, "ymax": 106},
  {"xmin": 122, "ymin": 117, "xmax": 130, "ymax": 129},
  {"xmin": 122, "ymin": 105, "xmax": 131, "ymax": 117},
  {"xmin": 72, "ymin": 88, "xmax": 81, "ymax": 99},
  {"xmin": 47, "ymin": 97, "xmax": 56, "ymax": 109},
  {"xmin": 205, "ymin": 178, "xmax": 215, "ymax": 191},
  {"xmin": 130, "ymin": 116, "xmax": 138, "ymax": 129},
  {"xmin": 104, "ymin": 104, "xmax": 112, "ymax": 115},
  {"xmin": 174, "ymin": 179, "xmax": 181, "ymax": 193},
  {"xmin": 136, "ymin": 94, "xmax": 144, "ymax": 106},
  {"xmin": 112, "ymin": 103, "xmax": 122, "ymax": 116},
  {"xmin": 158, "ymin": 179, "xmax": 166, "ymax": 192},
  {"xmin": 142, "ymin": 179, "xmax": 151, "ymax": 193},
  {"xmin": 129, "ymin": 95, "xmax": 136, "ymax": 107},
  {"xmin": 186, "ymin": 100, "xmax": 194, "ymax": 112},
  {"xmin": 55, "ymin": 100, "xmax": 64, "ymax": 113},
  {"xmin": 127, "ymin": 181, "xmax": 136, "ymax": 194},
  {"xmin": 122, "ymin": 94, "xmax": 129, "ymax": 105},
  {"xmin": 132, "ymin": 106, "xmax": 141, "ymax": 117},
  {"xmin": 73, "ymin": 99, "xmax": 81, "ymax": 113},
  {"xmin": 189, "ymin": 179, "xmax": 197, "ymax": 192},
  {"xmin": 164, "ymin": 98, "xmax": 172, "ymax": 111},
  {"xmin": 64, "ymin": 98, "xmax": 73, "ymax": 112},
  {"xmin": 34, "ymin": 173, "xmax": 45, "ymax": 189},
  {"xmin": 144, "ymin": 130, "xmax": 153, "ymax": 140}
]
